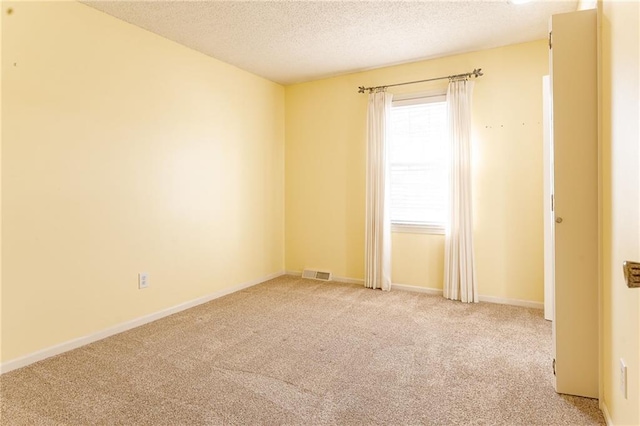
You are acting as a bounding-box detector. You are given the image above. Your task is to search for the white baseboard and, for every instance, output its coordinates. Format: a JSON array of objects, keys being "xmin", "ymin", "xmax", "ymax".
[
  {"xmin": 288, "ymin": 272, "xmax": 542, "ymax": 309},
  {"xmin": 600, "ymin": 400, "xmax": 613, "ymax": 426},
  {"xmin": 394, "ymin": 284, "xmax": 543, "ymax": 309},
  {"xmin": 332, "ymin": 275, "xmax": 364, "ymax": 285},
  {"xmin": 391, "ymin": 283, "xmax": 443, "ymax": 295},
  {"xmin": 286, "ymin": 270, "xmax": 364, "ymax": 285},
  {"xmin": 477, "ymin": 294, "xmax": 543, "ymax": 310},
  {"xmin": 0, "ymin": 270, "xmax": 285, "ymax": 375}
]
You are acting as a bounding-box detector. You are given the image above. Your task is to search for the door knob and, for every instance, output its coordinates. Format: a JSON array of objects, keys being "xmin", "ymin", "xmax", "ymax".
[{"xmin": 555, "ymin": 217, "xmax": 563, "ymax": 223}]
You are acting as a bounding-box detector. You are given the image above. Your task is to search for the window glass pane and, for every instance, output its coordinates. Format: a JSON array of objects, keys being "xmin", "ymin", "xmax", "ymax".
[{"xmin": 390, "ymin": 100, "xmax": 447, "ymax": 225}]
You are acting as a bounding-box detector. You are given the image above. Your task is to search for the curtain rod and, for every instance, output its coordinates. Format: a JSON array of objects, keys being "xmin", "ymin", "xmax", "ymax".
[{"xmin": 357, "ymin": 68, "xmax": 484, "ymax": 94}]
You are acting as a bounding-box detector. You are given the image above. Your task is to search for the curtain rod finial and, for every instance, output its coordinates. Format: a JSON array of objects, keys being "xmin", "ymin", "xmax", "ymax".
[{"xmin": 358, "ymin": 86, "xmax": 366, "ymax": 93}]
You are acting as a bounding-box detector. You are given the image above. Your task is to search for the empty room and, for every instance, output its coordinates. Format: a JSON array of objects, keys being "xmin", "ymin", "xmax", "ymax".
[{"xmin": 1, "ymin": 0, "xmax": 638, "ymax": 425}]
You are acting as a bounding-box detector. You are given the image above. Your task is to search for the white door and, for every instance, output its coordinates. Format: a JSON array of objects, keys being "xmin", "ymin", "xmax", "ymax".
[{"xmin": 550, "ymin": 9, "xmax": 598, "ymax": 398}]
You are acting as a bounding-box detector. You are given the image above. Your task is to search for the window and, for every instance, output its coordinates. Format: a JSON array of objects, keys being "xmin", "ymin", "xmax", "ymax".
[{"xmin": 389, "ymin": 95, "xmax": 448, "ymax": 234}]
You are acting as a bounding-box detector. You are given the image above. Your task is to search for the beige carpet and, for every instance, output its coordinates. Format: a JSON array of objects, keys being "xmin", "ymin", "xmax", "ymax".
[{"xmin": 1, "ymin": 275, "xmax": 605, "ymax": 425}]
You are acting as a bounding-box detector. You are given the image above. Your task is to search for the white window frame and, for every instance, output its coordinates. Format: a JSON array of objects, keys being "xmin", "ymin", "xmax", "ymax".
[{"xmin": 389, "ymin": 92, "xmax": 447, "ymax": 235}]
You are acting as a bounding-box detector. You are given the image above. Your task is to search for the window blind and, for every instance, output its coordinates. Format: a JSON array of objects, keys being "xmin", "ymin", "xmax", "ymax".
[{"xmin": 389, "ymin": 99, "xmax": 448, "ymax": 226}]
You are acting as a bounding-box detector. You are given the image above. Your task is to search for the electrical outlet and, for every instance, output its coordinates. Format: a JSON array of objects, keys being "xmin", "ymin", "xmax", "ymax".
[
  {"xmin": 619, "ymin": 358, "xmax": 627, "ymax": 399},
  {"xmin": 138, "ymin": 272, "xmax": 149, "ymax": 289}
]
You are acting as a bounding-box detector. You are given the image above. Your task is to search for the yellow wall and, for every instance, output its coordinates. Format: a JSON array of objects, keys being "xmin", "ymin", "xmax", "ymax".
[
  {"xmin": 3, "ymin": 6, "xmax": 638, "ymax": 421},
  {"xmin": 1, "ymin": 1, "xmax": 285, "ymax": 362},
  {"xmin": 600, "ymin": 0, "xmax": 640, "ymax": 423},
  {"xmin": 285, "ymin": 40, "xmax": 548, "ymax": 302}
]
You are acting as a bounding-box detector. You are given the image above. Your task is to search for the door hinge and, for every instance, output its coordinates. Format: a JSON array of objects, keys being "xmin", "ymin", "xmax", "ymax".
[
  {"xmin": 548, "ymin": 31, "xmax": 552, "ymax": 49},
  {"xmin": 552, "ymin": 358, "xmax": 556, "ymax": 376},
  {"xmin": 551, "ymin": 194, "xmax": 554, "ymax": 211}
]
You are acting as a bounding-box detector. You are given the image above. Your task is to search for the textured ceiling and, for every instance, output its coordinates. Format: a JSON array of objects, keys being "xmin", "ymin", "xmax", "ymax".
[{"xmin": 83, "ymin": 0, "xmax": 578, "ymax": 85}]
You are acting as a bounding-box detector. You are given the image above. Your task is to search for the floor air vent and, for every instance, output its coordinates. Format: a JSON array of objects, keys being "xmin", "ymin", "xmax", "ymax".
[{"xmin": 302, "ymin": 269, "xmax": 332, "ymax": 281}]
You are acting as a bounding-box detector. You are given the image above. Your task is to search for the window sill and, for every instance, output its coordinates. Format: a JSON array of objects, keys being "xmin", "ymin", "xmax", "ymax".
[{"xmin": 391, "ymin": 223, "xmax": 445, "ymax": 235}]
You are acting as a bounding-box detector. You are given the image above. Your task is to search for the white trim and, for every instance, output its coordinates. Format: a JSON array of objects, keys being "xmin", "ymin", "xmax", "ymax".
[
  {"xmin": 477, "ymin": 294, "xmax": 544, "ymax": 310},
  {"xmin": 286, "ymin": 270, "xmax": 364, "ymax": 285},
  {"xmin": 290, "ymin": 273, "xmax": 543, "ymax": 310},
  {"xmin": 596, "ymin": 1, "xmax": 603, "ymax": 406},
  {"xmin": 600, "ymin": 400, "xmax": 613, "ymax": 426},
  {"xmin": 0, "ymin": 271, "xmax": 285, "ymax": 375},
  {"xmin": 392, "ymin": 91, "xmax": 447, "ymax": 104},
  {"xmin": 331, "ymin": 275, "xmax": 364, "ymax": 285},
  {"xmin": 391, "ymin": 283, "xmax": 443, "ymax": 295},
  {"xmin": 393, "ymin": 283, "xmax": 543, "ymax": 309},
  {"xmin": 392, "ymin": 223, "xmax": 445, "ymax": 235}
]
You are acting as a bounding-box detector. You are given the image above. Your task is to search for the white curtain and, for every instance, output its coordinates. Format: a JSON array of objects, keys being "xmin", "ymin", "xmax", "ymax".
[
  {"xmin": 365, "ymin": 90, "xmax": 392, "ymax": 291},
  {"xmin": 444, "ymin": 80, "xmax": 477, "ymax": 303}
]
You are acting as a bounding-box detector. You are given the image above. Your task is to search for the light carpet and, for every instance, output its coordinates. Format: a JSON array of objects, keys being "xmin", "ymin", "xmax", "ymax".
[{"xmin": 1, "ymin": 275, "xmax": 605, "ymax": 425}]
